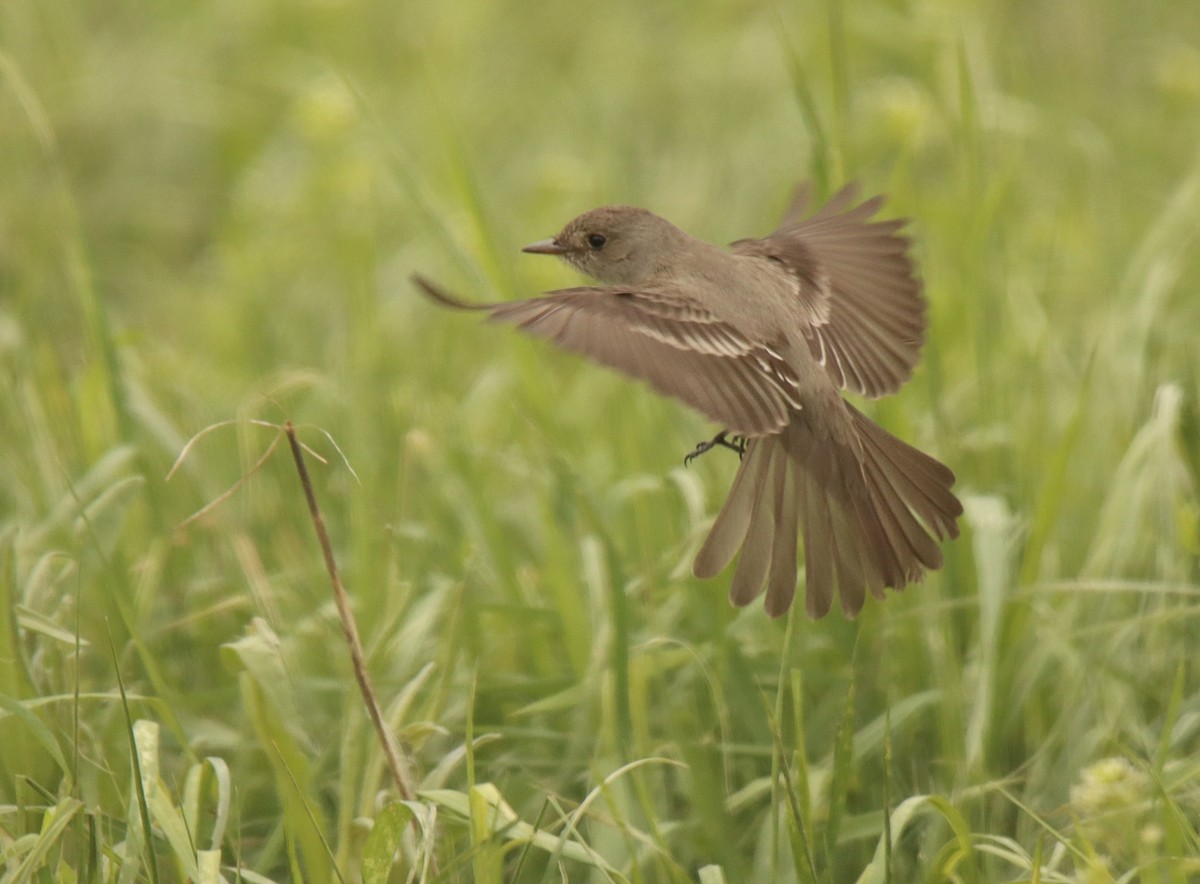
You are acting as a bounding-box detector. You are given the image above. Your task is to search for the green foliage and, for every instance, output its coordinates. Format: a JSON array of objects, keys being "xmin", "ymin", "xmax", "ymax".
[{"xmin": 3, "ymin": 0, "xmax": 1200, "ymax": 880}]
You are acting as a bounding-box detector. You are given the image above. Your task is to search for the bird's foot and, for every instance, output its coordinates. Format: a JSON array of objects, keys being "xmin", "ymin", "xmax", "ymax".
[{"xmin": 684, "ymin": 431, "xmax": 747, "ymax": 466}]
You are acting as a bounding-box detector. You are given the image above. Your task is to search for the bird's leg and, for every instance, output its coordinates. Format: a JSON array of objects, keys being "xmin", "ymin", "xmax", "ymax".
[{"xmin": 684, "ymin": 430, "xmax": 748, "ymax": 466}]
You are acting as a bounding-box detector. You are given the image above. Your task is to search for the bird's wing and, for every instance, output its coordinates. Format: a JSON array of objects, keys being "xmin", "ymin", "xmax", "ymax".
[
  {"xmin": 731, "ymin": 182, "xmax": 926, "ymax": 399},
  {"xmin": 413, "ymin": 274, "xmax": 801, "ymax": 436}
]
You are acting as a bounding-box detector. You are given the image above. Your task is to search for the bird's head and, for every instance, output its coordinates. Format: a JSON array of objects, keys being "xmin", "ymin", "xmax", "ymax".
[{"xmin": 522, "ymin": 205, "xmax": 686, "ymax": 286}]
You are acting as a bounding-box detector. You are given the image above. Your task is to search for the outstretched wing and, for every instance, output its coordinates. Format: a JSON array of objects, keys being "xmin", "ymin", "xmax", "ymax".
[
  {"xmin": 413, "ymin": 275, "xmax": 802, "ymax": 437},
  {"xmin": 731, "ymin": 183, "xmax": 926, "ymax": 399}
]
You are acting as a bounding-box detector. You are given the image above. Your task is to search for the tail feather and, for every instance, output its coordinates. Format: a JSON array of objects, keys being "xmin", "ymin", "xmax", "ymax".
[
  {"xmin": 851, "ymin": 404, "xmax": 961, "ymax": 540},
  {"xmin": 860, "ymin": 462, "xmax": 944, "ymax": 571},
  {"xmin": 729, "ymin": 443, "xmax": 780, "ymax": 606},
  {"xmin": 693, "ymin": 403, "xmax": 961, "ymax": 618},
  {"xmin": 796, "ymin": 435, "xmax": 835, "ymax": 618},
  {"xmin": 693, "ymin": 439, "xmax": 770, "ymax": 578},
  {"xmin": 829, "ymin": 461, "xmax": 888, "ymax": 614},
  {"xmin": 765, "ymin": 449, "xmax": 800, "ymax": 616}
]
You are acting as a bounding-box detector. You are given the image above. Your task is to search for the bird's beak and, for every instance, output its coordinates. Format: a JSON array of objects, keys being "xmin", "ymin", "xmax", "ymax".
[{"xmin": 522, "ymin": 238, "xmax": 568, "ymax": 255}]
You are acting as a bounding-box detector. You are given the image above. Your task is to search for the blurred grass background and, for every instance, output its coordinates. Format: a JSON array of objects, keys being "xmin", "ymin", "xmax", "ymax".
[{"xmin": 3, "ymin": 0, "xmax": 1200, "ymax": 880}]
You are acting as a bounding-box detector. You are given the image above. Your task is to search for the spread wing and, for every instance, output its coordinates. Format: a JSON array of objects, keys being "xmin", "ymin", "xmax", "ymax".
[
  {"xmin": 731, "ymin": 183, "xmax": 926, "ymax": 398},
  {"xmin": 413, "ymin": 275, "xmax": 802, "ymax": 437}
]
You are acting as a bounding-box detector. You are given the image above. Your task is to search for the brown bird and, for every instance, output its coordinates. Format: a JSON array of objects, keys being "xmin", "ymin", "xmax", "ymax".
[{"xmin": 413, "ymin": 183, "xmax": 961, "ymax": 618}]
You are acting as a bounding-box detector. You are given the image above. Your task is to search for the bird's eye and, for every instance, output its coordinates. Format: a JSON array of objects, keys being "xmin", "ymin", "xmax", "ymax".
[{"xmin": 586, "ymin": 233, "xmax": 607, "ymax": 250}]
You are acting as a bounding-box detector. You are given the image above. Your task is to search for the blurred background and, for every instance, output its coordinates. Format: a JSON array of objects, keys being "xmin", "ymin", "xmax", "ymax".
[{"xmin": 3, "ymin": 0, "xmax": 1200, "ymax": 880}]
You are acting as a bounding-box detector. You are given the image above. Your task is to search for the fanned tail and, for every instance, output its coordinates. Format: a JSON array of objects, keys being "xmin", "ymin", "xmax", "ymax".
[{"xmin": 693, "ymin": 404, "xmax": 961, "ymax": 618}]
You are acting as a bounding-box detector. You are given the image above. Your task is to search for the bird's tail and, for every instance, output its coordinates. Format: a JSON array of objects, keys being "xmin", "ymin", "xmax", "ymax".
[{"xmin": 693, "ymin": 404, "xmax": 961, "ymax": 618}]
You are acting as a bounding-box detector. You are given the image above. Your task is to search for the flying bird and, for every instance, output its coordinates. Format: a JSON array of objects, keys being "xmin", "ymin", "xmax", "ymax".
[{"xmin": 414, "ymin": 183, "xmax": 961, "ymax": 618}]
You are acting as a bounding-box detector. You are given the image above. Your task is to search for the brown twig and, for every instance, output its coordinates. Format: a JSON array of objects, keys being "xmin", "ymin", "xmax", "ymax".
[{"xmin": 283, "ymin": 421, "xmax": 417, "ymax": 804}]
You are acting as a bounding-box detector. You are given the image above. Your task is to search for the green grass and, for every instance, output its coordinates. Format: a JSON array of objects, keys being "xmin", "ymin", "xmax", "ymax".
[{"xmin": 3, "ymin": 0, "xmax": 1200, "ymax": 880}]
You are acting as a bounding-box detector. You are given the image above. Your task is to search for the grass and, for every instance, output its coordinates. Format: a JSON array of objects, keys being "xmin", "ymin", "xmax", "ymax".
[{"xmin": 3, "ymin": 0, "xmax": 1200, "ymax": 880}]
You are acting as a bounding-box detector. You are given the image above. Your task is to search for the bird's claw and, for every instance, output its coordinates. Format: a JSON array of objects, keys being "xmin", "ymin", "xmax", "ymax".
[{"xmin": 684, "ymin": 431, "xmax": 748, "ymax": 466}]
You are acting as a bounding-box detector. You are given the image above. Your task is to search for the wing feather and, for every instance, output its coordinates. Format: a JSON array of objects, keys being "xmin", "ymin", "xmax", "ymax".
[
  {"xmin": 413, "ymin": 275, "xmax": 801, "ymax": 436},
  {"xmin": 732, "ymin": 183, "xmax": 927, "ymax": 398}
]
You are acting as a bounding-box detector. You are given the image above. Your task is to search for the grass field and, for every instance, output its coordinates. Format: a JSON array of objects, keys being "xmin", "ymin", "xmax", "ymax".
[{"xmin": 3, "ymin": 0, "xmax": 1200, "ymax": 880}]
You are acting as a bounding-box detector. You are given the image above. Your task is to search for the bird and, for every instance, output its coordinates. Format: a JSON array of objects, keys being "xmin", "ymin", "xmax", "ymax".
[{"xmin": 413, "ymin": 182, "xmax": 962, "ymax": 618}]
